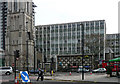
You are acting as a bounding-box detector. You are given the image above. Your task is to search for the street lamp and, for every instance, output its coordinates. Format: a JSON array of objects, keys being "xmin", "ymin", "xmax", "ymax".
[{"xmin": 80, "ymin": 24, "xmax": 84, "ymax": 80}]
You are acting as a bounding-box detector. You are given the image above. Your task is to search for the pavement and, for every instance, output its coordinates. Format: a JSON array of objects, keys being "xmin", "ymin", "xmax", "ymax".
[
  {"xmin": 1, "ymin": 72, "xmax": 120, "ymax": 84},
  {"xmin": 28, "ymin": 72, "xmax": 120, "ymax": 83}
]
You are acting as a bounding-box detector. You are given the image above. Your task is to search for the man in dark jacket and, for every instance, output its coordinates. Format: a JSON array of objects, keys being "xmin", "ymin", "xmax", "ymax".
[{"xmin": 36, "ymin": 68, "xmax": 44, "ymax": 81}]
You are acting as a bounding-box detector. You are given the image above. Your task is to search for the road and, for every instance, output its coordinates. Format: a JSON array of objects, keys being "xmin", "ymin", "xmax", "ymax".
[{"xmin": 1, "ymin": 80, "xmax": 119, "ymax": 84}]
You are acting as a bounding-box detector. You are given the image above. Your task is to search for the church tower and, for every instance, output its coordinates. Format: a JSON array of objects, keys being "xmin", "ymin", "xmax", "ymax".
[{"xmin": 5, "ymin": 0, "xmax": 36, "ymax": 70}]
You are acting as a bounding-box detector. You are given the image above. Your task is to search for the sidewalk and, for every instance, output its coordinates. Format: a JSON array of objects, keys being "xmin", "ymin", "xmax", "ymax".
[{"xmin": 29, "ymin": 72, "xmax": 120, "ymax": 83}]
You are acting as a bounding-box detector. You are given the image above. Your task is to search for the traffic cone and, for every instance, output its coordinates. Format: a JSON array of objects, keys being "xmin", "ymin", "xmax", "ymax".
[
  {"xmin": 69, "ymin": 72, "xmax": 71, "ymax": 75},
  {"xmin": 17, "ymin": 80, "xmax": 19, "ymax": 84},
  {"xmin": 15, "ymin": 76, "xmax": 19, "ymax": 84},
  {"xmin": 90, "ymin": 72, "xmax": 92, "ymax": 75},
  {"xmin": 15, "ymin": 76, "xmax": 17, "ymax": 84}
]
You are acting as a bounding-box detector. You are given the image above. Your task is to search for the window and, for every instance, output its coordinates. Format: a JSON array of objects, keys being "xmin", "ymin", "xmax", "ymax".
[
  {"xmin": 72, "ymin": 24, "xmax": 75, "ymax": 28},
  {"xmin": 95, "ymin": 21, "xmax": 99, "ymax": 27},
  {"xmin": 64, "ymin": 24, "xmax": 67, "ymax": 28},
  {"xmin": 86, "ymin": 22, "xmax": 89, "ymax": 27},
  {"xmin": 14, "ymin": 0, "xmax": 17, "ymax": 12},
  {"xmin": 90, "ymin": 22, "xmax": 94, "ymax": 27},
  {"xmin": 26, "ymin": 2, "xmax": 29, "ymax": 13},
  {"xmin": 78, "ymin": 39, "xmax": 80, "ymax": 43},
  {"xmin": 19, "ymin": 32, "xmax": 21, "ymax": 37},
  {"xmin": 100, "ymin": 21, "xmax": 104, "ymax": 26},
  {"xmin": 68, "ymin": 24, "xmax": 71, "ymax": 28}
]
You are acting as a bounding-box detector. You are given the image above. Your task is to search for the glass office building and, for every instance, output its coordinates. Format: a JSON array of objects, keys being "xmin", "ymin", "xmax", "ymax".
[
  {"xmin": 106, "ymin": 34, "xmax": 120, "ymax": 57},
  {"xmin": 35, "ymin": 20, "xmax": 106, "ymax": 62},
  {"xmin": 0, "ymin": 2, "xmax": 7, "ymax": 66},
  {"xmin": 0, "ymin": 2, "xmax": 7, "ymax": 50}
]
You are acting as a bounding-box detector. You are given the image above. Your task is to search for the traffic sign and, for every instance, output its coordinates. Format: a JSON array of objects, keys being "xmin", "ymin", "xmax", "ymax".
[
  {"xmin": 20, "ymin": 71, "xmax": 30, "ymax": 82},
  {"xmin": 12, "ymin": 63, "xmax": 14, "ymax": 67}
]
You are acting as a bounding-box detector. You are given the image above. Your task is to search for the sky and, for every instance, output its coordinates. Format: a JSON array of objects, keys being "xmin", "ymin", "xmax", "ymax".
[{"xmin": 33, "ymin": 0, "xmax": 119, "ymax": 34}]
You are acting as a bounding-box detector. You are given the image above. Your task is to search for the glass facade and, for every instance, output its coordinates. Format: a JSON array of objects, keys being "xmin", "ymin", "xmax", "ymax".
[
  {"xmin": 36, "ymin": 20, "xmax": 106, "ymax": 62},
  {"xmin": 0, "ymin": 2, "xmax": 7, "ymax": 50},
  {"xmin": 106, "ymin": 34, "xmax": 120, "ymax": 57},
  {"xmin": 0, "ymin": 2, "xmax": 7, "ymax": 66}
]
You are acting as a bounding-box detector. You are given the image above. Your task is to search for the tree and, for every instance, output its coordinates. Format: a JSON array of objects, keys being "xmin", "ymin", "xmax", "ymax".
[{"xmin": 85, "ymin": 34, "xmax": 104, "ymax": 68}]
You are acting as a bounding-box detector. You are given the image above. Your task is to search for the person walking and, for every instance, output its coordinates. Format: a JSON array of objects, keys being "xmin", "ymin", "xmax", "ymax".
[
  {"xmin": 36, "ymin": 68, "xmax": 44, "ymax": 81},
  {"xmin": 41, "ymin": 69, "xmax": 44, "ymax": 81}
]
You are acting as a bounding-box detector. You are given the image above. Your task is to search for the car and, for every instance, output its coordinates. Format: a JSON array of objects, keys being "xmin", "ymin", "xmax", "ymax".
[
  {"xmin": 0, "ymin": 66, "xmax": 13, "ymax": 75},
  {"xmin": 92, "ymin": 68, "xmax": 106, "ymax": 73},
  {"xmin": 29, "ymin": 69, "xmax": 39, "ymax": 74},
  {"xmin": 77, "ymin": 68, "xmax": 89, "ymax": 73}
]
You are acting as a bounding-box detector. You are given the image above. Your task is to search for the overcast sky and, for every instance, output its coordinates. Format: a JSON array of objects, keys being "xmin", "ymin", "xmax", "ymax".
[{"xmin": 33, "ymin": 0, "xmax": 119, "ymax": 34}]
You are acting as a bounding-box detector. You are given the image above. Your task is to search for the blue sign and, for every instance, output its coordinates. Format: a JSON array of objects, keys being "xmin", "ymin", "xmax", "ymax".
[{"xmin": 20, "ymin": 71, "xmax": 30, "ymax": 82}]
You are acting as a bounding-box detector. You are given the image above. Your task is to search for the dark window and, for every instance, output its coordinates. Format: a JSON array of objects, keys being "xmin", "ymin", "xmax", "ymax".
[
  {"xmin": 14, "ymin": 0, "xmax": 17, "ymax": 12},
  {"xmin": 19, "ymin": 32, "xmax": 21, "ymax": 37},
  {"xmin": 72, "ymin": 24, "xmax": 75, "ymax": 28},
  {"xmin": 60, "ymin": 25, "xmax": 62, "ymax": 28},
  {"xmin": 68, "ymin": 24, "xmax": 71, "ymax": 28},
  {"xmin": 64, "ymin": 25, "xmax": 67, "ymax": 28},
  {"xmin": 1, "ymin": 67, "xmax": 10, "ymax": 69},
  {"xmin": 78, "ymin": 39, "xmax": 80, "ymax": 43},
  {"xmin": 55, "ymin": 25, "xmax": 58, "ymax": 29}
]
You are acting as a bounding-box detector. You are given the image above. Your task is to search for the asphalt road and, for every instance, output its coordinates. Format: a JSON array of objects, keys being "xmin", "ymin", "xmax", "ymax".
[{"xmin": 1, "ymin": 80, "xmax": 119, "ymax": 84}]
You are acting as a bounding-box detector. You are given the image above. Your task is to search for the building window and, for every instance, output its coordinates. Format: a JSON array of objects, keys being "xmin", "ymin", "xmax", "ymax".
[
  {"xmin": 16, "ymin": 40, "xmax": 18, "ymax": 44},
  {"xmin": 60, "ymin": 25, "xmax": 62, "ymax": 28},
  {"xmin": 95, "ymin": 21, "xmax": 99, "ymax": 27},
  {"xmin": 64, "ymin": 24, "xmax": 67, "ymax": 28},
  {"xmin": 68, "ymin": 24, "xmax": 71, "ymax": 28},
  {"xmin": 72, "ymin": 23, "xmax": 75, "ymax": 28},
  {"xmin": 55, "ymin": 25, "xmax": 58, "ymax": 29},
  {"xmin": 19, "ymin": 32, "xmax": 21, "ymax": 37},
  {"xmin": 78, "ymin": 39, "xmax": 80, "ymax": 43},
  {"xmin": 14, "ymin": 0, "xmax": 17, "ymax": 12},
  {"xmin": 26, "ymin": 2, "xmax": 29, "ymax": 13}
]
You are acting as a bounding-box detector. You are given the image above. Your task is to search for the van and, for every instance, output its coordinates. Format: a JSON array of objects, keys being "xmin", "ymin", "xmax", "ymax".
[{"xmin": 0, "ymin": 66, "xmax": 13, "ymax": 75}]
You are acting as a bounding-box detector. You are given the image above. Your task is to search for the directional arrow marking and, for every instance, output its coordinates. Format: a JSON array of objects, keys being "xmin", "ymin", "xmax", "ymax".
[
  {"xmin": 25, "ymin": 76, "xmax": 28, "ymax": 80},
  {"xmin": 22, "ymin": 73, "xmax": 28, "ymax": 80}
]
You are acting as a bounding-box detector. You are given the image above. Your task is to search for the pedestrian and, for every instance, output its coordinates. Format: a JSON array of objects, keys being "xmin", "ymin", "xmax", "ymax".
[
  {"xmin": 41, "ymin": 69, "xmax": 44, "ymax": 81},
  {"xmin": 36, "ymin": 68, "xmax": 44, "ymax": 81}
]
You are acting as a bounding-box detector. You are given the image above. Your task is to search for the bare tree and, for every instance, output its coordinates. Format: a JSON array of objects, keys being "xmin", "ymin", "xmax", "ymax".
[{"xmin": 85, "ymin": 34, "xmax": 104, "ymax": 68}]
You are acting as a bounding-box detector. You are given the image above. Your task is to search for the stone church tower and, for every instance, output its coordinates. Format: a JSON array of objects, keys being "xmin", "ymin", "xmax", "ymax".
[{"xmin": 5, "ymin": 0, "xmax": 36, "ymax": 70}]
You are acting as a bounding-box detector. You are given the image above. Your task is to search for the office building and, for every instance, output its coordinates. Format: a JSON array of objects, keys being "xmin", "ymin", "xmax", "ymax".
[
  {"xmin": 106, "ymin": 33, "xmax": 120, "ymax": 58},
  {"xmin": 35, "ymin": 20, "xmax": 106, "ymax": 65},
  {"xmin": 0, "ymin": 2, "xmax": 7, "ymax": 50},
  {"xmin": 0, "ymin": 2, "xmax": 8, "ymax": 66}
]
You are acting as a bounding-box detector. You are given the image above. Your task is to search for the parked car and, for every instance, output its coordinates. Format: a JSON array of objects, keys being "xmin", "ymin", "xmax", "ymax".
[
  {"xmin": 77, "ymin": 68, "xmax": 89, "ymax": 73},
  {"xmin": 92, "ymin": 68, "xmax": 106, "ymax": 73},
  {"xmin": 29, "ymin": 69, "xmax": 39, "ymax": 74},
  {"xmin": 0, "ymin": 66, "xmax": 13, "ymax": 75}
]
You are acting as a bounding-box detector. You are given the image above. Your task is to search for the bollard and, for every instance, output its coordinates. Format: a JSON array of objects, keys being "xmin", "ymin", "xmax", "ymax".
[
  {"xmin": 69, "ymin": 72, "xmax": 71, "ymax": 75},
  {"xmin": 90, "ymin": 72, "xmax": 92, "ymax": 75},
  {"xmin": 15, "ymin": 76, "xmax": 19, "ymax": 84},
  {"xmin": 52, "ymin": 70, "xmax": 54, "ymax": 76}
]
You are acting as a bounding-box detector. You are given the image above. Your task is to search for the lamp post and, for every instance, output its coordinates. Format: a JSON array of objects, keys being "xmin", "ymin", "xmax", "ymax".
[{"xmin": 81, "ymin": 24, "xmax": 84, "ymax": 80}]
